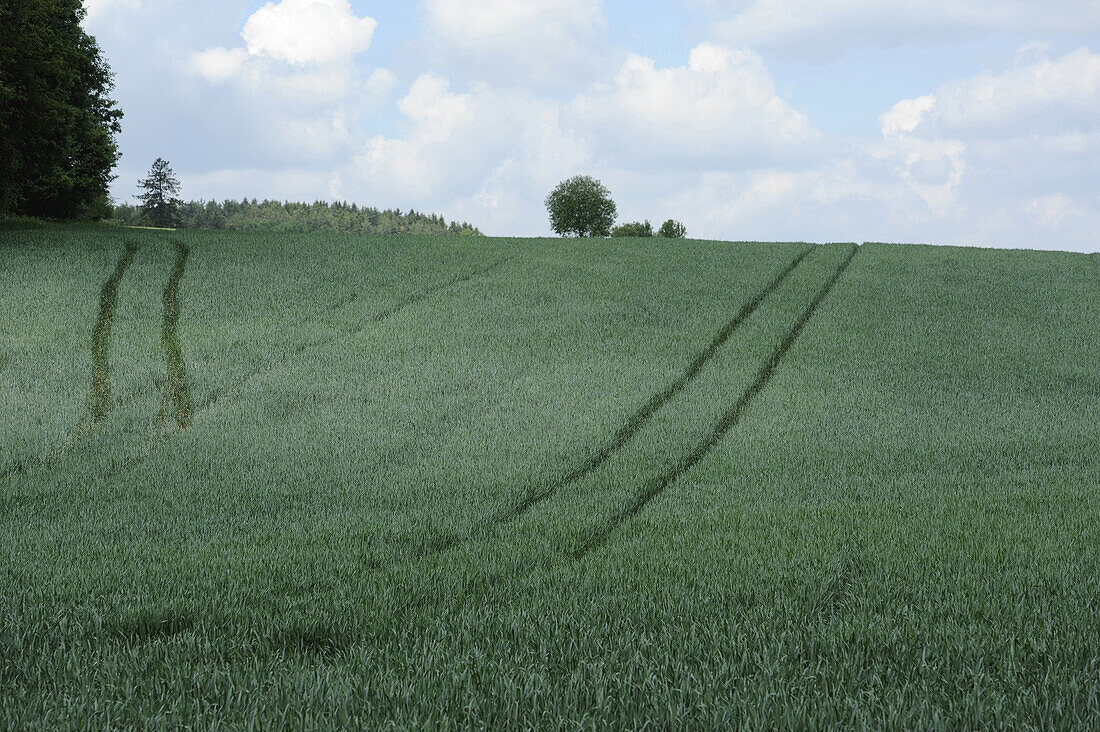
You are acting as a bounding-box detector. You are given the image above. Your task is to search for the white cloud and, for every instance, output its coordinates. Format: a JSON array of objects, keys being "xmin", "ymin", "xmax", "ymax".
[
  {"xmin": 396, "ymin": 76, "xmax": 478, "ymax": 143},
  {"xmin": 422, "ymin": 0, "xmax": 609, "ymax": 88},
  {"xmin": 860, "ymin": 46, "xmax": 1100, "ymax": 248},
  {"xmin": 350, "ymin": 75, "xmax": 585, "ymax": 201},
  {"xmin": 878, "ymin": 48, "xmax": 1100, "ymax": 218},
  {"xmin": 924, "ymin": 48, "xmax": 1100, "ymax": 136},
  {"xmin": 572, "ymin": 43, "xmax": 817, "ymax": 167},
  {"xmin": 191, "ymin": 0, "xmax": 379, "ymax": 84},
  {"xmin": 880, "ymin": 95, "xmax": 936, "ymax": 138},
  {"xmin": 191, "ymin": 48, "xmax": 248, "ymax": 84},
  {"xmin": 862, "ymin": 47, "xmax": 1100, "ymax": 233},
  {"xmin": 185, "ymin": 0, "xmax": 383, "ymax": 167},
  {"xmin": 714, "ymin": 1, "xmax": 1100, "ymax": 52},
  {"xmin": 241, "ymin": 0, "xmax": 377, "ymax": 66},
  {"xmin": 876, "ymin": 94, "xmax": 966, "ymax": 216},
  {"xmin": 355, "ymin": 76, "xmax": 491, "ymax": 196},
  {"xmin": 443, "ymin": 110, "xmax": 592, "ymax": 232}
]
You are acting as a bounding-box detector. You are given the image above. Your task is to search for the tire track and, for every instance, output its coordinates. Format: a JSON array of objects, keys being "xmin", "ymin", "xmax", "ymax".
[
  {"xmin": 572, "ymin": 243, "xmax": 860, "ymax": 558},
  {"xmin": 1, "ymin": 249, "xmax": 508, "ymax": 487},
  {"xmin": 62, "ymin": 245, "xmax": 407, "ymax": 430},
  {"xmin": 14, "ymin": 256, "xmax": 514, "ymax": 498},
  {"xmin": 425, "ymin": 245, "xmax": 814, "ymax": 554},
  {"xmin": 90, "ymin": 242, "xmax": 140, "ymax": 426},
  {"xmin": 158, "ymin": 240, "xmax": 193, "ymax": 432},
  {"xmin": 0, "ymin": 241, "xmax": 140, "ymax": 484}
]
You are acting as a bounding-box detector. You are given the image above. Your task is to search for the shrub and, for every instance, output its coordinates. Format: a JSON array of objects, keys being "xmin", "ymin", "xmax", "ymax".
[
  {"xmin": 658, "ymin": 219, "xmax": 687, "ymax": 238},
  {"xmin": 611, "ymin": 220, "xmax": 654, "ymax": 238},
  {"xmin": 545, "ymin": 176, "xmax": 617, "ymax": 237}
]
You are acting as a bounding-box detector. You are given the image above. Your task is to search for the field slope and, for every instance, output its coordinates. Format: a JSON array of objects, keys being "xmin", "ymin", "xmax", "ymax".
[{"xmin": 2, "ymin": 224, "xmax": 1099, "ymax": 727}]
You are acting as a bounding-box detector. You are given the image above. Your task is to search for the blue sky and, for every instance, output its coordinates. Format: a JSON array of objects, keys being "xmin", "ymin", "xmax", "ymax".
[{"xmin": 85, "ymin": 0, "xmax": 1100, "ymax": 250}]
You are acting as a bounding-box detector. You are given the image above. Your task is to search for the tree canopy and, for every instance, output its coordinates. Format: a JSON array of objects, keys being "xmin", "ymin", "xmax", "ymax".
[
  {"xmin": 0, "ymin": 0, "xmax": 122, "ymax": 220},
  {"xmin": 545, "ymin": 176, "xmax": 617, "ymax": 238}
]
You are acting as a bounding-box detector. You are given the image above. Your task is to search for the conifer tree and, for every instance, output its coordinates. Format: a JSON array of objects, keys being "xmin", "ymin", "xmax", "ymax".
[{"xmin": 137, "ymin": 158, "xmax": 182, "ymax": 228}]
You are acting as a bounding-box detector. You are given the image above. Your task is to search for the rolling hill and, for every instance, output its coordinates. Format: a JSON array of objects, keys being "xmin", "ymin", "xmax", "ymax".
[{"xmin": 2, "ymin": 224, "xmax": 1098, "ymax": 727}]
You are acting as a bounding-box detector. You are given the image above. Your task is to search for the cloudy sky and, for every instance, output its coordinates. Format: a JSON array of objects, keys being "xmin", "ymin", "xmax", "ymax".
[{"xmin": 85, "ymin": 0, "xmax": 1099, "ymax": 251}]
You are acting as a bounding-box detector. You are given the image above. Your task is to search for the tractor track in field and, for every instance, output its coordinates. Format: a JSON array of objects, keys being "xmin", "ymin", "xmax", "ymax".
[
  {"xmin": 157, "ymin": 240, "xmax": 193, "ymax": 433},
  {"xmin": 69, "ymin": 246, "xmax": 410, "ymax": 422},
  {"xmin": 422, "ymin": 245, "xmax": 814, "ymax": 555},
  {"xmin": 90, "ymin": 242, "xmax": 140, "ymax": 427},
  {"xmin": 0, "ymin": 242, "xmax": 141, "ymax": 485},
  {"xmin": 3, "ymin": 256, "xmax": 513, "ymax": 504},
  {"xmin": 1, "ymin": 251, "xmax": 509, "ymax": 490},
  {"xmin": 572, "ymin": 243, "xmax": 860, "ymax": 558},
  {"xmin": 96, "ymin": 249, "xmax": 421, "ymax": 420}
]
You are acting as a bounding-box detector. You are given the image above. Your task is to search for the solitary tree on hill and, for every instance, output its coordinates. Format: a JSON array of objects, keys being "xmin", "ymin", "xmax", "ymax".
[
  {"xmin": 137, "ymin": 158, "xmax": 181, "ymax": 228},
  {"xmin": 546, "ymin": 175, "xmax": 617, "ymax": 237}
]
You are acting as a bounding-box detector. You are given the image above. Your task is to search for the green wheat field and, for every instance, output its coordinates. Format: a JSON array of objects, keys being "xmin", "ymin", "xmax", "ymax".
[{"xmin": 2, "ymin": 223, "xmax": 1099, "ymax": 727}]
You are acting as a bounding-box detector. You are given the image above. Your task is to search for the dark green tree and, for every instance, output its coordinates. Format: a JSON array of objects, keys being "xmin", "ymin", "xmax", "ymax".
[
  {"xmin": 545, "ymin": 176, "xmax": 617, "ymax": 237},
  {"xmin": 0, "ymin": 0, "xmax": 122, "ymax": 219},
  {"xmin": 137, "ymin": 158, "xmax": 182, "ymax": 228},
  {"xmin": 658, "ymin": 219, "xmax": 687, "ymax": 238}
]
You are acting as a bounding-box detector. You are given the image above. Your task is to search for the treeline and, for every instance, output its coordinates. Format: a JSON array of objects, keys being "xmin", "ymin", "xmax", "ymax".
[{"xmin": 111, "ymin": 199, "xmax": 483, "ymax": 236}]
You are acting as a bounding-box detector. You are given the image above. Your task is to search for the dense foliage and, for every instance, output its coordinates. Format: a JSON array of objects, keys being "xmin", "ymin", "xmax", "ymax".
[
  {"xmin": 0, "ymin": 0, "xmax": 122, "ymax": 220},
  {"xmin": 136, "ymin": 158, "xmax": 182, "ymax": 229},
  {"xmin": 611, "ymin": 219, "xmax": 688, "ymax": 239},
  {"xmin": 658, "ymin": 219, "xmax": 687, "ymax": 238},
  {"xmin": 3, "ymin": 227, "xmax": 1099, "ymax": 727},
  {"xmin": 612, "ymin": 220, "xmax": 654, "ymax": 237},
  {"xmin": 112, "ymin": 198, "xmax": 484, "ymax": 235},
  {"xmin": 545, "ymin": 175, "xmax": 617, "ymax": 237}
]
